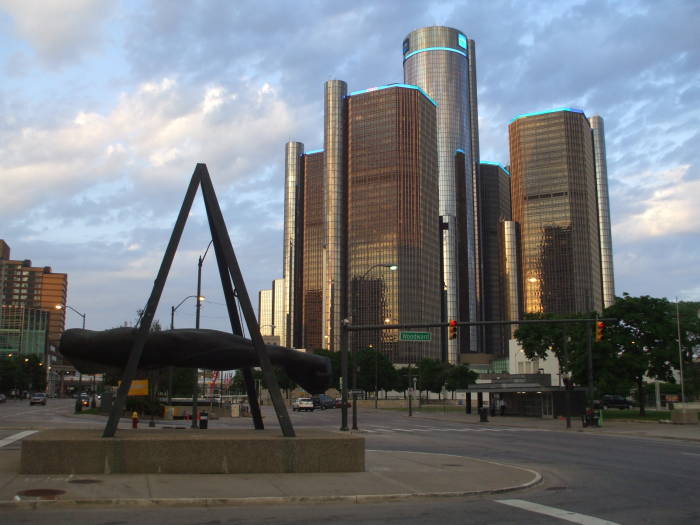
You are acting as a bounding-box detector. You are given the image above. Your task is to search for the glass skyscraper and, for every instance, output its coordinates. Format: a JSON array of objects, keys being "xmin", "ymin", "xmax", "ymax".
[
  {"xmin": 403, "ymin": 26, "xmax": 481, "ymax": 362},
  {"xmin": 509, "ymin": 108, "xmax": 604, "ymax": 314},
  {"xmin": 284, "ymin": 83, "xmax": 442, "ymax": 362}
]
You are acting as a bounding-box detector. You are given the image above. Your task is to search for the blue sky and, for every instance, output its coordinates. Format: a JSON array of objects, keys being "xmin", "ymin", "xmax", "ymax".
[{"xmin": 1, "ymin": 0, "xmax": 698, "ymax": 332}]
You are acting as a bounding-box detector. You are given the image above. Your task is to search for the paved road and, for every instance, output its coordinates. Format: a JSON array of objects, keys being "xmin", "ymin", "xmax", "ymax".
[{"xmin": 2, "ymin": 399, "xmax": 699, "ymax": 524}]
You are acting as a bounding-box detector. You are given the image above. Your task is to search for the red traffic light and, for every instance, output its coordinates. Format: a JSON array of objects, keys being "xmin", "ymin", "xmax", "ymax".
[
  {"xmin": 595, "ymin": 321, "xmax": 605, "ymax": 342},
  {"xmin": 449, "ymin": 320, "xmax": 457, "ymax": 340}
]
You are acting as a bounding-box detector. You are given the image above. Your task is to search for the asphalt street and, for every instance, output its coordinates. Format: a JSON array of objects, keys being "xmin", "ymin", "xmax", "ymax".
[{"xmin": 1, "ymin": 398, "xmax": 699, "ymax": 524}]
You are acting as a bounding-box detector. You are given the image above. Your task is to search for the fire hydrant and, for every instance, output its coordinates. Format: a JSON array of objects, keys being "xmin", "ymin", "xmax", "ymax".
[{"xmin": 131, "ymin": 411, "xmax": 139, "ymax": 429}]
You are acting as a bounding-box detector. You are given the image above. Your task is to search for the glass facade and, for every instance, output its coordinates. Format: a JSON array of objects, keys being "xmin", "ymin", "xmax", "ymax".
[
  {"xmin": 0, "ymin": 255, "xmax": 66, "ymax": 350},
  {"xmin": 479, "ymin": 163, "xmax": 512, "ymax": 355},
  {"xmin": 323, "ymin": 80, "xmax": 348, "ymax": 352},
  {"xmin": 257, "ymin": 288, "xmax": 273, "ymax": 336},
  {"xmin": 347, "ymin": 87, "xmax": 441, "ymax": 363},
  {"xmin": 301, "ymin": 152, "xmax": 325, "ymax": 350},
  {"xmin": 403, "ymin": 26, "xmax": 480, "ymax": 361},
  {"xmin": 510, "ymin": 109, "xmax": 603, "ymax": 314},
  {"xmin": 589, "ymin": 116, "xmax": 615, "ymax": 309},
  {"xmin": 272, "ymin": 278, "xmax": 285, "ymax": 344},
  {"xmin": 502, "ymin": 220, "xmax": 521, "ymax": 337},
  {"xmin": 282, "ymin": 141, "xmax": 304, "ymax": 347},
  {"xmin": 0, "ymin": 305, "xmax": 49, "ymax": 358}
]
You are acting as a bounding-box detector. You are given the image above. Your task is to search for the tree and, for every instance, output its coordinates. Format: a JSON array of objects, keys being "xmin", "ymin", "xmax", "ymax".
[
  {"xmin": 351, "ymin": 346, "xmax": 397, "ymax": 395},
  {"xmin": 603, "ymin": 294, "xmax": 679, "ymax": 415},
  {"xmin": 514, "ymin": 312, "xmax": 593, "ymax": 397},
  {"xmin": 445, "ymin": 364, "xmax": 477, "ymax": 392},
  {"xmin": 416, "ymin": 358, "xmax": 448, "ymax": 397}
]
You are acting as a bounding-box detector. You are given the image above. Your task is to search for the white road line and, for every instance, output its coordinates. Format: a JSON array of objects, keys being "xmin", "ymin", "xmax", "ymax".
[
  {"xmin": 0, "ymin": 430, "xmax": 37, "ymax": 448},
  {"xmin": 497, "ymin": 499, "xmax": 620, "ymax": 525},
  {"xmin": 681, "ymin": 452, "xmax": 700, "ymax": 457}
]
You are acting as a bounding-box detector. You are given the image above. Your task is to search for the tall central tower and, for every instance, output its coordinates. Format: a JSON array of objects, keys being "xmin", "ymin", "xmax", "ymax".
[{"xmin": 403, "ymin": 26, "xmax": 481, "ymax": 362}]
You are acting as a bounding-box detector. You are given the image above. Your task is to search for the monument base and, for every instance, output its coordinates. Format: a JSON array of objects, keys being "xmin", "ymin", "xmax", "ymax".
[{"xmin": 21, "ymin": 429, "xmax": 364, "ymax": 475}]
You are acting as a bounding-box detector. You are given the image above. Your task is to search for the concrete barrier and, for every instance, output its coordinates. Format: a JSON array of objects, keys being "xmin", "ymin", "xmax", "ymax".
[
  {"xmin": 21, "ymin": 429, "xmax": 365, "ymax": 475},
  {"xmin": 671, "ymin": 409, "xmax": 699, "ymax": 425}
]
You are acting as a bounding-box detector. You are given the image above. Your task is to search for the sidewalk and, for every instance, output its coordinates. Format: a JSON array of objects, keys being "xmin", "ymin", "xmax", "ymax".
[
  {"xmin": 406, "ymin": 410, "xmax": 700, "ymax": 443},
  {"xmin": 0, "ymin": 448, "xmax": 540, "ymax": 509}
]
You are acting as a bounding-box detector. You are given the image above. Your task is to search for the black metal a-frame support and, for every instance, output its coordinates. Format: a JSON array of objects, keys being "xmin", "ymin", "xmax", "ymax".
[{"xmin": 103, "ymin": 163, "xmax": 295, "ymax": 438}]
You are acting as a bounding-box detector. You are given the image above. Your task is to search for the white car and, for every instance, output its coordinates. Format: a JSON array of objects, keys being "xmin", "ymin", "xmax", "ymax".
[{"xmin": 292, "ymin": 397, "xmax": 314, "ymax": 412}]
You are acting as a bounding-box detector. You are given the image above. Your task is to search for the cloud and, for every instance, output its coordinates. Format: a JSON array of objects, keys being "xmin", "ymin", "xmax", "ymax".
[
  {"xmin": 0, "ymin": 0, "xmax": 116, "ymax": 66},
  {"xmin": 0, "ymin": 75, "xmax": 313, "ymax": 225},
  {"xmin": 613, "ymin": 165, "xmax": 700, "ymax": 240}
]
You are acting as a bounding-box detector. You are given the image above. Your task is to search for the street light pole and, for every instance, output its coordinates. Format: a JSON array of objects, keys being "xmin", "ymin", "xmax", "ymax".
[
  {"xmin": 352, "ymin": 264, "xmax": 397, "ymax": 429},
  {"xmin": 192, "ymin": 240, "xmax": 213, "ymax": 429},
  {"xmin": 56, "ymin": 305, "xmax": 86, "ymax": 407},
  {"xmin": 169, "ymin": 295, "xmax": 203, "ymax": 410},
  {"xmin": 675, "ymin": 299, "xmax": 686, "ymax": 406}
]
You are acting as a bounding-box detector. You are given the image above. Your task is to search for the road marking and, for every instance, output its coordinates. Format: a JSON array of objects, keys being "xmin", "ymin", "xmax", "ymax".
[
  {"xmin": 681, "ymin": 452, "xmax": 700, "ymax": 457},
  {"xmin": 0, "ymin": 430, "xmax": 37, "ymax": 448},
  {"xmin": 497, "ymin": 499, "xmax": 620, "ymax": 525}
]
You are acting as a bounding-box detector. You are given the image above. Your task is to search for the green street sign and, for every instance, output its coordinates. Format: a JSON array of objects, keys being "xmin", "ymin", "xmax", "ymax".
[{"xmin": 399, "ymin": 331, "xmax": 432, "ymax": 342}]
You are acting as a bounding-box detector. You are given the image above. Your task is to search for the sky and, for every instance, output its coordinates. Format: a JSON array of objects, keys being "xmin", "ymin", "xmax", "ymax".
[{"xmin": 1, "ymin": 0, "xmax": 698, "ymax": 333}]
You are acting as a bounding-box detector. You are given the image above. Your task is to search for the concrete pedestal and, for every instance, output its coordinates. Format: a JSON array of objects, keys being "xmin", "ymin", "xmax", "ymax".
[
  {"xmin": 671, "ymin": 409, "xmax": 699, "ymax": 425},
  {"xmin": 20, "ymin": 429, "xmax": 364, "ymax": 475}
]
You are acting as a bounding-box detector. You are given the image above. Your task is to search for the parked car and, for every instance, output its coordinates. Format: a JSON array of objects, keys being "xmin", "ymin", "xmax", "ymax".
[
  {"xmin": 29, "ymin": 392, "xmax": 47, "ymax": 406},
  {"xmin": 292, "ymin": 398, "xmax": 314, "ymax": 412},
  {"xmin": 594, "ymin": 394, "xmax": 633, "ymax": 410},
  {"xmin": 0, "ymin": 393, "xmax": 7, "ymax": 403},
  {"xmin": 334, "ymin": 397, "xmax": 351, "ymax": 408},
  {"xmin": 79, "ymin": 393, "xmax": 90, "ymax": 407},
  {"xmin": 312, "ymin": 394, "xmax": 336, "ymax": 410}
]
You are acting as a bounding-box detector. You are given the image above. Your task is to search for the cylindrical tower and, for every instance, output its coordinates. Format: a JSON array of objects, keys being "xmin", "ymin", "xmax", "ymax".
[
  {"xmin": 403, "ymin": 26, "xmax": 479, "ymax": 362},
  {"xmin": 502, "ymin": 220, "xmax": 521, "ymax": 337},
  {"xmin": 323, "ymin": 80, "xmax": 347, "ymax": 351},
  {"xmin": 589, "ymin": 116, "xmax": 615, "ymax": 309},
  {"xmin": 283, "ymin": 141, "xmax": 304, "ymax": 347}
]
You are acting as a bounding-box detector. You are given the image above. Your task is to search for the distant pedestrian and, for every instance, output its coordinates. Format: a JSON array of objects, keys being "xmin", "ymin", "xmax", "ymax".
[{"xmin": 499, "ymin": 399, "xmax": 506, "ymax": 416}]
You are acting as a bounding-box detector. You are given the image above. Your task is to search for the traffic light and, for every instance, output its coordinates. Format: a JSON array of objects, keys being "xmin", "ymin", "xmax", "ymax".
[
  {"xmin": 595, "ymin": 321, "xmax": 604, "ymax": 342},
  {"xmin": 448, "ymin": 320, "xmax": 458, "ymax": 340}
]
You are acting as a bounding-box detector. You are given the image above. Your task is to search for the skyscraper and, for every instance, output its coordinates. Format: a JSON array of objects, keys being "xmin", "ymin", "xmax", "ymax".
[
  {"xmin": 589, "ymin": 116, "xmax": 615, "ymax": 309},
  {"xmin": 509, "ymin": 108, "xmax": 603, "ymax": 314},
  {"xmin": 403, "ymin": 26, "xmax": 481, "ymax": 361},
  {"xmin": 285, "ymin": 83, "xmax": 442, "ymax": 361},
  {"xmin": 282, "ymin": 141, "xmax": 304, "ymax": 347},
  {"xmin": 346, "ymin": 84, "xmax": 441, "ymax": 362},
  {"xmin": 478, "ymin": 162, "xmax": 512, "ymax": 355},
  {"xmin": 257, "ymin": 288, "xmax": 273, "ymax": 336}
]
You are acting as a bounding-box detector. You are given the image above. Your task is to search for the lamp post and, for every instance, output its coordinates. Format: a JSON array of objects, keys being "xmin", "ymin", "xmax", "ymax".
[
  {"xmin": 191, "ymin": 240, "xmax": 213, "ymax": 429},
  {"xmin": 55, "ymin": 304, "xmax": 86, "ymax": 408},
  {"xmin": 348, "ymin": 263, "xmax": 397, "ymax": 430},
  {"xmin": 169, "ymin": 295, "xmax": 204, "ymax": 406}
]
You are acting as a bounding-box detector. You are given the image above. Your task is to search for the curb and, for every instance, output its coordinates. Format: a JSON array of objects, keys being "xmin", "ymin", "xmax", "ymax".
[
  {"xmin": 0, "ymin": 451, "xmax": 542, "ymax": 510},
  {"xmin": 0, "ymin": 474, "xmax": 542, "ymax": 510}
]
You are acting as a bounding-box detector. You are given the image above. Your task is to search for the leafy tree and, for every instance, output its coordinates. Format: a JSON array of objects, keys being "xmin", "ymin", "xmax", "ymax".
[
  {"xmin": 351, "ymin": 346, "xmax": 397, "ymax": 395},
  {"xmin": 514, "ymin": 312, "xmax": 591, "ymax": 376},
  {"xmin": 416, "ymin": 358, "xmax": 448, "ymax": 396},
  {"xmin": 603, "ymin": 294, "xmax": 681, "ymax": 415},
  {"xmin": 445, "ymin": 364, "xmax": 477, "ymax": 392}
]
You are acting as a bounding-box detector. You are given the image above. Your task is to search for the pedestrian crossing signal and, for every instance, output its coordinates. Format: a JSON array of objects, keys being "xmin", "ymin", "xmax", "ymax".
[{"xmin": 449, "ymin": 320, "xmax": 458, "ymax": 340}]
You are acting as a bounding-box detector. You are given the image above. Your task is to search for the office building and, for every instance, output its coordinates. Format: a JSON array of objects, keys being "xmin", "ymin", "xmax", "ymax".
[
  {"xmin": 509, "ymin": 108, "xmax": 603, "ymax": 314},
  {"xmin": 589, "ymin": 116, "xmax": 615, "ymax": 308},
  {"xmin": 272, "ymin": 278, "xmax": 286, "ymax": 344},
  {"xmin": 257, "ymin": 288, "xmax": 273, "ymax": 336},
  {"xmin": 0, "ymin": 242, "xmax": 67, "ymax": 352},
  {"xmin": 284, "ymin": 83, "xmax": 442, "ymax": 362},
  {"xmin": 478, "ymin": 162, "xmax": 513, "ymax": 356},
  {"xmin": 403, "ymin": 26, "xmax": 482, "ymax": 361},
  {"xmin": 346, "ymin": 85, "xmax": 441, "ymax": 362}
]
